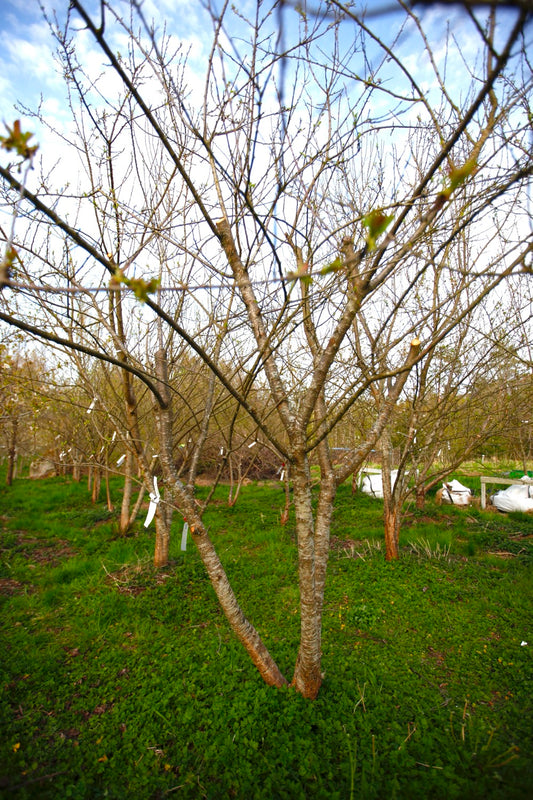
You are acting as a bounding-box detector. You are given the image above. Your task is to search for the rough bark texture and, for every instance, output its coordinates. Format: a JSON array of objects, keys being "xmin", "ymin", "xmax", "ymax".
[
  {"xmin": 415, "ymin": 486, "xmax": 426, "ymax": 510},
  {"xmin": 383, "ymin": 504, "xmax": 401, "ymax": 561},
  {"xmin": 120, "ymin": 451, "xmax": 134, "ymax": 534},
  {"xmin": 91, "ymin": 466, "xmax": 101, "ymax": 503},
  {"xmin": 290, "ymin": 454, "xmax": 323, "ymax": 699},
  {"xmin": 153, "ymin": 513, "xmax": 171, "ymax": 569},
  {"xmin": 381, "ymin": 428, "xmax": 400, "ymax": 561}
]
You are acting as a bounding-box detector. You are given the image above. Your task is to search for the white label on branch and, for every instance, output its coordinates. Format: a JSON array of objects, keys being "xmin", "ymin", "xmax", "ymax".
[
  {"xmin": 87, "ymin": 398, "xmax": 96, "ymax": 414},
  {"xmin": 144, "ymin": 476, "xmax": 160, "ymax": 528},
  {"xmin": 181, "ymin": 521, "xmax": 189, "ymax": 551},
  {"xmin": 116, "ymin": 454, "xmax": 126, "ymax": 467}
]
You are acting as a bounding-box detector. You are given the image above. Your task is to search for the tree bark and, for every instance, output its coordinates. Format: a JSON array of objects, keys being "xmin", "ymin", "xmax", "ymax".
[
  {"xmin": 381, "ymin": 428, "xmax": 400, "ymax": 561},
  {"xmin": 6, "ymin": 418, "xmax": 17, "ymax": 486},
  {"xmin": 91, "ymin": 465, "xmax": 101, "ymax": 503},
  {"xmin": 383, "ymin": 503, "xmax": 401, "ymax": 562},
  {"xmin": 153, "ymin": 510, "xmax": 171, "ymax": 568},
  {"xmin": 120, "ymin": 451, "xmax": 134, "ymax": 534},
  {"xmin": 415, "ymin": 486, "xmax": 426, "ymax": 510},
  {"xmin": 290, "ymin": 453, "xmax": 323, "ymax": 699}
]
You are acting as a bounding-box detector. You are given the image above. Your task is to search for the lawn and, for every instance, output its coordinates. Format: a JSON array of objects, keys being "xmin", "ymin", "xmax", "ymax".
[{"xmin": 0, "ymin": 474, "xmax": 532, "ymax": 798}]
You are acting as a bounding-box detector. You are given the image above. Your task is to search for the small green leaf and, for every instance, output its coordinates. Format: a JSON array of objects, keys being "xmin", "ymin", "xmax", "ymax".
[
  {"xmin": 112, "ymin": 268, "xmax": 160, "ymax": 302},
  {"xmin": 0, "ymin": 120, "xmax": 38, "ymax": 160},
  {"xmin": 447, "ymin": 158, "xmax": 477, "ymax": 192},
  {"xmin": 286, "ymin": 262, "xmax": 312, "ymax": 286},
  {"xmin": 320, "ymin": 257, "xmax": 344, "ymax": 276},
  {"xmin": 362, "ymin": 209, "xmax": 394, "ymax": 250}
]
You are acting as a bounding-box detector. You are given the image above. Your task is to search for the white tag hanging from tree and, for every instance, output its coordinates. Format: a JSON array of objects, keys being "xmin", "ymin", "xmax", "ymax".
[
  {"xmin": 181, "ymin": 521, "xmax": 189, "ymax": 551},
  {"xmin": 144, "ymin": 476, "xmax": 160, "ymax": 528}
]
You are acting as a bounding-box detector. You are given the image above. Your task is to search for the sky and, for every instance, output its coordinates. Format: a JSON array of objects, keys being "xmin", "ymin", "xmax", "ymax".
[
  {"xmin": 1, "ymin": 0, "xmax": 522, "ymax": 147},
  {"xmin": 0, "ymin": 1, "xmax": 530, "ymax": 281}
]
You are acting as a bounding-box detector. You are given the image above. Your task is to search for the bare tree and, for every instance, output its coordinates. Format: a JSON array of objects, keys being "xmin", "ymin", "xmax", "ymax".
[{"xmin": 0, "ymin": 1, "xmax": 531, "ymax": 697}]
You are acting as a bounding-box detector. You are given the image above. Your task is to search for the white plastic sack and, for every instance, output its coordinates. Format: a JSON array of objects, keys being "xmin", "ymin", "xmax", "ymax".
[
  {"xmin": 492, "ymin": 484, "xmax": 533, "ymax": 513},
  {"xmin": 439, "ymin": 480, "xmax": 472, "ymax": 506},
  {"xmin": 361, "ymin": 470, "xmax": 398, "ymax": 499}
]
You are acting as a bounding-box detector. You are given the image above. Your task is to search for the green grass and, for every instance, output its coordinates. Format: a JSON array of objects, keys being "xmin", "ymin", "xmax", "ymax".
[{"xmin": 0, "ymin": 475, "xmax": 532, "ymax": 798}]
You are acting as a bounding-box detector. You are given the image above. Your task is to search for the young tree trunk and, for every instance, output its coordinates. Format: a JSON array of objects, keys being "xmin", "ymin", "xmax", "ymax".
[
  {"xmin": 91, "ymin": 465, "xmax": 101, "ymax": 503},
  {"xmin": 290, "ymin": 454, "xmax": 324, "ymax": 700},
  {"xmin": 381, "ymin": 429, "xmax": 400, "ymax": 561},
  {"xmin": 6, "ymin": 418, "xmax": 17, "ymax": 486},
  {"xmin": 383, "ymin": 502, "xmax": 401, "ymax": 561},
  {"xmin": 227, "ymin": 456, "xmax": 241, "ymax": 507},
  {"xmin": 105, "ymin": 462, "xmax": 114, "ymax": 512},
  {"xmin": 120, "ymin": 450, "xmax": 134, "ymax": 534},
  {"xmin": 153, "ymin": 509, "xmax": 172, "ymax": 568},
  {"xmin": 72, "ymin": 452, "xmax": 81, "ymax": 482},
  {"xmin": 415, "ymin": 485, "xmax": 426, "ymax": 510}
]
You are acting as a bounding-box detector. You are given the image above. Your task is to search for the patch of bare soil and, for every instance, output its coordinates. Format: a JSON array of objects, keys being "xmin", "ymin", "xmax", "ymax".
[
  {"xmin": 330, "ymin": 535, "xmax": 380, "ymax": 558},
  {"xmin": 104, "ymin": 562, "xmax": 173, "ymax": 595},
  {"xmin": 0, "ymin": 578, "xmax": 34, "ymax": 596},
  {"xmin": 15, "ymin": 533, "xmax": 77, "ymax": 565}
]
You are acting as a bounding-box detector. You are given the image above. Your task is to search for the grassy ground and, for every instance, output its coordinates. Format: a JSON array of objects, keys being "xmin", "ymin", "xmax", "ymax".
[{"xmin": 0, "ymin": 473, "xmax": 532, "ymax": 798}]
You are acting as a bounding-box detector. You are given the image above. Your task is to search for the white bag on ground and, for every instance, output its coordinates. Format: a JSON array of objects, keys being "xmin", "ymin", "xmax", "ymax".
[
  {"xmin": 437, "ymin": 480, "xmax": 472, "ymax": 506},
  {"xmin": 492, "ymin": 484, "xmax": 533, "ymax": 513},
  {"xmin": 361, "ymin": 470, "xmax": 398, "ymax": 499}
]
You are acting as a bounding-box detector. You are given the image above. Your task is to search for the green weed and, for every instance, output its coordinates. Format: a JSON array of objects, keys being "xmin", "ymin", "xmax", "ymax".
[{"xmin": 0, "ymin": 475, "xmax": 531, "ymax": 798}]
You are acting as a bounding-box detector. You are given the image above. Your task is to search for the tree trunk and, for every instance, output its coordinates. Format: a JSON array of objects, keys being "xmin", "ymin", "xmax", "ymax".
[
  {"xmin": 105, "ymin": 461, "xmax": 114, "ymax": 512},
  {"xmin": 72, "ymin": 453, "xmax": 81, "ymax": 482},
  {"xmin": 290, "ymin": 454, "xmax": 323, "ymax": 700},
  {"xmin": 91, "ymin": 466, "xmax": 101, "ymax": 503},
  {"xmin": 384, "ymin": 502, "xmax": 401, "ymax": 561},
  {"xmin": 6, "ymin": 418, "xmax": 17, "ymax": 486},
  {"xmin": 153, "ymin": 510, "xmax": 171, "ymax": 568},
  {"xmin": 120, "ymin": 451, "xmax": 134, "ymax": 534},
  {"xmin": 227, "ymin": 457, "xmax": 242, "ymax": 507},
  {"xmin": 415, "ymin": 485, "xmax": 426, "ymax": 510},
  {"xmin": 381, "ymin": 428, "xmax": 400, "ymax": 561}
]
